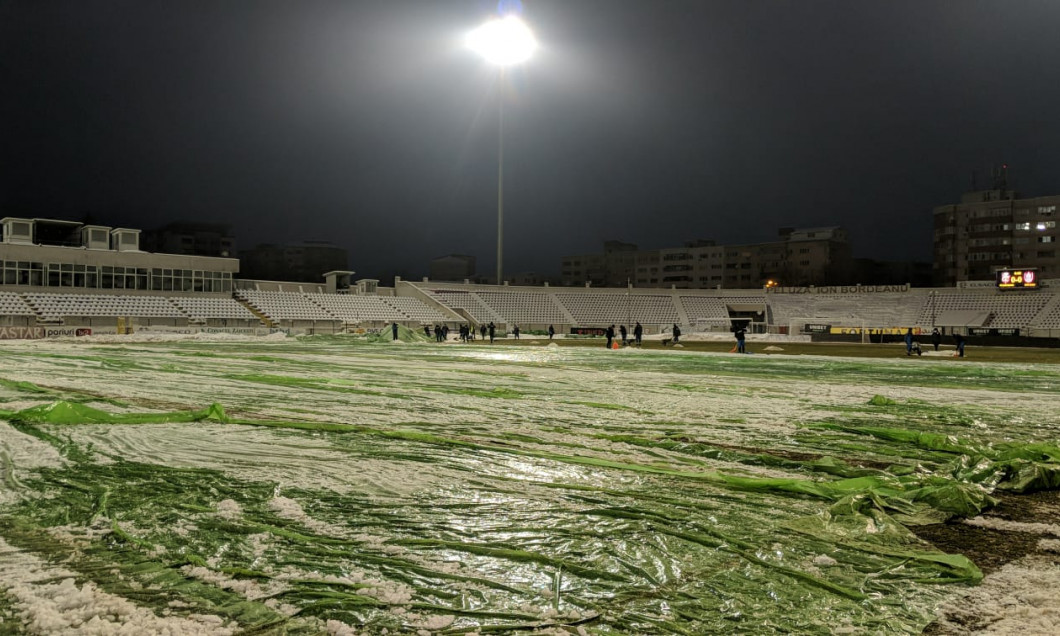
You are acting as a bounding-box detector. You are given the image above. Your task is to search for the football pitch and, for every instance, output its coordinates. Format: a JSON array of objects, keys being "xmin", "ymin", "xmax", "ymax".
[{"xmin": 1, "ymin": 336, "xmax": 1059, "ymax": 634}]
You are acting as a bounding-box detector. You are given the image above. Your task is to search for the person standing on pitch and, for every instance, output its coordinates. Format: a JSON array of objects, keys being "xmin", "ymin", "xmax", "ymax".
[
  {"xmin": 480, "ymin": 324, "xmax": 487, "ymax": 340},
  {"xmin": 391, "ymin": 322, "xmax": 399, "ymax": 341},
  {"xmin": 548, "ymin": 324, "xmax": 555, "ymax": 340},
  {"xmin": 931, "ymin": 327, "xmax": 941, "ymax": 351},
  {"xmin": 904, "ymin": 328, "xmax": 914, "ymax": 356},
  {"xmin": 488, "ymin": 322, "xmax": 495, "ymax": 344},
  {"xmin": 424, "ymin": 325, "xmax": 431, "ymax": 339},
  {"xmin": 672, "ymin": 323, "xmax": 681, "ymax": 344},
  {"xmin": 735, "ymin": 323, "xmax": 747, "ymax": 354},
  {"xmin": 619, "ymin": 324, "xmax": 628, "ymax": 345},
  {"xmin": 953, "ymin": 332, "xmax": 966, "ymax": 357},
  {"xmin": 634, "ymin": 321, "xmax": 643, "ymax": 346},
  {"xmin": 605, "ymin": 325, "xmax": 615, "ymax": 348},
  {"xmin": 513, "ymin": 325, "xmax": 520, "ymax": 339}
]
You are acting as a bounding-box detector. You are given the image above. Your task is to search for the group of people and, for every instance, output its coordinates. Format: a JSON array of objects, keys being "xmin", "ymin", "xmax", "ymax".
[
  {"xmin": 417, "ymin": 322, "xmax": 499, "ymax": 343},
  {"xmin": 905, "ymin": 327, "xmax": 966, "ymax": 357},
  {"xmin": 424, "ymin": 324, "xmax": 450, "ymax": 342},
  {"xmin": 604, "ymin": 322, "xmax": 644, "ymax": 348},
  {"xmin": 404, "ymin": 320, "xmax": 968, "ymax": 358},
  {"xmin": 413, "ymin": 322, "xmax": 555, "ymax": 343}
]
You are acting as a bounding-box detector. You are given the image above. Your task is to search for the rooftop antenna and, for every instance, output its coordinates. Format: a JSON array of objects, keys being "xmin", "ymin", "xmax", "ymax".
[{"xmin": 990, "ymin": 162, "xmax": 1010, "ymax": 191}]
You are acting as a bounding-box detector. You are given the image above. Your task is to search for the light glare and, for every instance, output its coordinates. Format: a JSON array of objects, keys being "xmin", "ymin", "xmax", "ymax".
[{"xmin": 466, "ymin": 16, "xmax": 537, "ymax": 66}]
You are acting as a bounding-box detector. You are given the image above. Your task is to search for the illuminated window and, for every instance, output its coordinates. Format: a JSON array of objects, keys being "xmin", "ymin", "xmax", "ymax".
[
  {"xmin": 1036, "ymin": 221, "xmax": 1056, "ymax": 230},
  {"xmin": 1016, "ymin": 222, "xmax": 1031, "ymax": 230},
  {"xmin": 1040, "ymin": 236, "xmax": 1055, "ymax": 243}
]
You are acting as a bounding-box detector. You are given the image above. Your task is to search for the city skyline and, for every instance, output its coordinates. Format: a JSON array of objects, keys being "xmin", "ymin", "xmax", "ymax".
[{"xmin": 3, "ymin": 1, "xmax": 1059, "ymax": 281}]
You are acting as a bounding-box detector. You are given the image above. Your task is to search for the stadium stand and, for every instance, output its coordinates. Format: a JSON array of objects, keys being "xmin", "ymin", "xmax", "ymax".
[
  {"xmin": 307, "ymin": 294, "xmax": 403, "ymax": 323},
  {"xmin": 2, "ymin": 278, "xmax": 1059, "ymax": 339},
  {"xmin": 631, "ymin": 295, "xmax": 681, "ymax": 324},
  {"xmin": 22, "ymin": 293, "xmax": 186, "ymax": 320},
  {"xmin": 475, "ymin": 290, "xmax": 567, "ymax": 325},
  {"xmin": 382, "ymin": 296, "xmax": 448, "ymax": 323},
  {"xmin": 769, "ymin": 293, "xmax": 924, "ymax": 328},
  {"xmin": 168, "ymin": 296, "xmax": 258, "ymax": 321},
  {"xmin": 1028, "ymin": 295, "xmax": 1060, "ymax": 332},
  {"xmin": 915, "ymin": 291, "xmax": 1051, "ymax": 329},
  {"xmin": 425, "ymin": 289, "xmax": 502, "ymax": 325},
  {"xmin": 679, "ymin": 296, "xmax": 730, "ymax": 324},
  {"xmin": 235, "ymin": 290, "xmax": 336, "ymax": 322},
  {"xmin": 0, "ymin": 291, "xmax": 37, "ymax": 316},
  {"xmin": 554, "ymin": 293, "xmax": 679, "ymax": 326}
]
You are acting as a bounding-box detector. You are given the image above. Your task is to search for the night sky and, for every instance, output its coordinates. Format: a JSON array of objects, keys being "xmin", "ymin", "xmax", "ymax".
[{"xmin": 3, "ymin": 1, "xmax": 1059, "ymax": 280}]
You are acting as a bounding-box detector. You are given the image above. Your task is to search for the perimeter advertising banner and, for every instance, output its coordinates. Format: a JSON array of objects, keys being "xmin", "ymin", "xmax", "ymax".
[
  {"xmin": 570, "ymin": 327, "xmax": 607, "ymax": 336},
  {"xmin": 0, "ymin": 325, "xmax": 290, "ymax": 340},
  {"xmin": 828, "ymin": 327, "xmax": 922, "ymax": 335},
  {"xmin": 0, "ymin": 326, "xmax": 97, "ymax": 339}
]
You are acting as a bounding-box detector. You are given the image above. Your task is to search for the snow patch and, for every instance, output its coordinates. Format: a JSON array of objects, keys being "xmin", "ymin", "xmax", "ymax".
[
  {"xmin": 215, "ymin": 499, "xmax": 243, "ymax": 520},
  {"xmin": 931, "ymin": 553, "xmax": 1060, "ymax": 635},
  {"xmin": 268, "ymin": 496, "xmax": 347, "ymax": 537},
  {"xmin": 812, "ymin": 554, "xmax": 838, "ymax": 567},
  {"xmin": 963, "ymin": 516, "xmax": 1060, "ymax": 537},
  {"xmin": 180, "ymin": 565, "xmax": 287, "ymax": 600},
  {"xmin": 0, "ymin": 537, "xmax": 235, "ymax": 634}
]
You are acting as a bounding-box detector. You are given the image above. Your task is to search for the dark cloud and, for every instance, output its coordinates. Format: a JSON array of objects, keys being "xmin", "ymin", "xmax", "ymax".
[{"xmin": 3, "ymin": 1, "xmax": 1059, "ymax": 279}]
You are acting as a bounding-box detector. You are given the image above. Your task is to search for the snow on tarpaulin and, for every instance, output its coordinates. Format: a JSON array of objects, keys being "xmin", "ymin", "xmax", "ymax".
[{"xmin": 0, "ymin": 343, "xmax": 1059, "ymax": 633}]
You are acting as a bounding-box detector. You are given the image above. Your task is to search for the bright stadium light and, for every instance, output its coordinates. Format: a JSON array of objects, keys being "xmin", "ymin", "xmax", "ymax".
[
  {"xmin": 466, "ymin": 12, "xmax": 537, "ymax": 285},
  {"xmin": 466, "ymin": 15, "xmax": 537, "ymax": 67}
]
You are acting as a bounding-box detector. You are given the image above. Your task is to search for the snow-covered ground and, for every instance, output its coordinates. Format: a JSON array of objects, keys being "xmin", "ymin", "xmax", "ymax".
[{"xmin": 0, "ymin": 334, "xmax": 1057, "ymax": 634}]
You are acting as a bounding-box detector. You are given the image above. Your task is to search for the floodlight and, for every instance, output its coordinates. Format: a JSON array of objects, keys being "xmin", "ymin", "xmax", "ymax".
[{"xmin": 466, "ymin": 15, "xmax": 537, "ymax": 66}]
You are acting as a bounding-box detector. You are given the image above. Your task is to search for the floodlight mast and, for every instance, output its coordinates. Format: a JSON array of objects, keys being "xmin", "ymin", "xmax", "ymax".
[{"xmin": 466, "ymin": 15, "xmax": 536, "ymax": 286}]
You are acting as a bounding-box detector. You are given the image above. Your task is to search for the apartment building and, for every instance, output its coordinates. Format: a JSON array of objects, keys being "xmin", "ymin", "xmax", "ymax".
[
  {"xmin": 565, "ymin": 228, "xmax": 852, "ymax": 289},
  {"xmin": 933, "ymin": 188, "xmax": 1059, "ymax": 285}
]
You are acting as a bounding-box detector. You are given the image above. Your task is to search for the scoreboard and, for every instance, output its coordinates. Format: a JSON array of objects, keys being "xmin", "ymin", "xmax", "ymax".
[{"xmin": 996, "ymin": 268, "xmax": 1038, "ymax": 289}]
